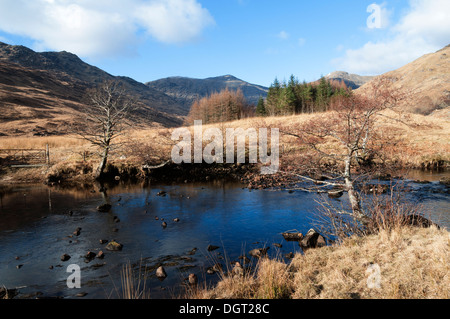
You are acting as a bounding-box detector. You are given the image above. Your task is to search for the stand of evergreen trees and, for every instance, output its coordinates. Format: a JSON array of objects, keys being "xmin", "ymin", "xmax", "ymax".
[{"xmin": 256, "ymin": 75, "xmax": 351, "ymax": 116}]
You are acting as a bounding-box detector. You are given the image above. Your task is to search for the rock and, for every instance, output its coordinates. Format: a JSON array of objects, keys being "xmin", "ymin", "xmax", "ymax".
[
  {"xmin": 207, "ymin": 263, "xmax": 223, "ymax": 274},
  {"xmin": 97, "ymin": 251, "xmax": 105, "ymax": 259},
  {"xmin": 207, "ymin": 245, "xmax": 220, "ymax": 252},
  {"xmin": 73, "ymin": 227, "xmax": 82, "ymax": 236},
  {"xmin": 113, "ymin": 216, "xmax": 120, "ymax": 223},
  {"xmin": 249, "ymin": 247, "xmax": 269, "ymax": 258},
  {"xmin": 61, "ymin": 254, "xmax": 71, "ymax": 262},
  {"xmin": 187, "ymin": 248, "xmax": 198, "ymax": 255},
  {"xmin": 97, "ymin": 204, "xmax": 112, "ymax": 212},
  {"xmin": 407, "ymin": 214, "xmax": 439, "ymax": 229},
  {"xmin": 282, "ymin": 232, "xmax": 303, "ymax": 241},
  {"xmin": 85, "ymin": 251, "xmax": 96, "ymax": 260},
  {"xmin": 300, "ymin": 229, "xmax": 327, "ymax": 249},
  {"xmin": 328, "ymin": 190, "xmax": 344, "ymax": 198},
  {"xmin": 157, "ymin": 191, "xmax": 167, "ymax": 197},
  {"xmin": 285, "ymin": 252, "xmax": 295, "ymax": 259},
  {"xmin": 0, "ymin": 288, "xmax": 18, "ymax": 299},
  {"xmin": 232, "ymin": 262, "xmax": 244, "ymax": 277},
  {"xmin": 156, "ymin": 266, "xmax": 167, "ymax": 280},
  {"xmin": 188, "ymin": 273, "xmax": 198, "ymax": 285},
  {"xmin": 105, "ymin": 241, "xmax": 123, "ymax": 251},
  {"xmin": 162, "ymin": 222, "xmax": 168, "ymax": 228},
  {"xmin": 99, "ymin": 239, "xmax": 108, "ymax": 244},
  {"xmin": 173, "ymin": 218, "xmax": 180, "ymax": 222}
]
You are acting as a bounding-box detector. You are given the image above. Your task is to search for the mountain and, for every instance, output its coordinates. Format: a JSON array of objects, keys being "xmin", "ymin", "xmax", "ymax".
[
  {"xmin": 0, "ymin": 42, "xmax": 185, "ymax": 136},
  {"xmin": 324, "ymin": 71, "xmax": 375, "ymax": 89},
  {"xmin": 356, "ymin": 45, "xmax": 450, "ymax": 115},
  {"xmin": 146, "ymin": 75, "xmax": 269, "ymax": 114}
]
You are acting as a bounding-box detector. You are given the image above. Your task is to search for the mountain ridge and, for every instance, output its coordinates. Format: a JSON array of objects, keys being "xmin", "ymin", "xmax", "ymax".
[
  {"xmin": 0, "ymin": 42, "xmax": 186, "ymax": 135},
  {"xmin": 356, "ymin": 44, "xmax": 450, "ymax": 115},
  {"xmin": 146, "ymin": 74, "xmax": 269, "ymax": 113}
]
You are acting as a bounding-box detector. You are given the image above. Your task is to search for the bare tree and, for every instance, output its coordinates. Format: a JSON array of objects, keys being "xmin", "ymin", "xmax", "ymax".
[
  {"xmin": 281, "ymin": 76, "xmax": 408, "ymax": 227},
  {"xmin": 77, "ymin": 80, "xmax": 136, "ymax": 180}
]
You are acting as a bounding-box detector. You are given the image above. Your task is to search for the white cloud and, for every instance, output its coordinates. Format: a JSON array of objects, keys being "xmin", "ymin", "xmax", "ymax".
[
  {"xmin": 0, "ymin": 0, "xmax": 215, "ymax": 58},
  {"xmin": 333, "ymin": 0, "xmax": 450, "ymax": 75},
  {"xmin": 298, "ymin": 38, "xmax": 306, "ymax": 47},
  {"xmin": 277, "ymin": 31, "xmax": 290, "ymax": 40}
]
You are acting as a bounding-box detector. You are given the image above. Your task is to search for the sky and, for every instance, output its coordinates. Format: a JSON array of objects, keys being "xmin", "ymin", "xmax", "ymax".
[{"xmin": 0, "ymin": 0, "xmax": 449, "ymax": 87}]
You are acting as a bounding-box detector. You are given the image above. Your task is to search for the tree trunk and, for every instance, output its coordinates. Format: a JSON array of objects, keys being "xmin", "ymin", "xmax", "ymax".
[
  {"xmin": 95, "ymin": 146, "xmax": 109, "ymax": 180},
  {"xmin": 344, "ymin": 157, "xmax": 367, "ymax": 224}
]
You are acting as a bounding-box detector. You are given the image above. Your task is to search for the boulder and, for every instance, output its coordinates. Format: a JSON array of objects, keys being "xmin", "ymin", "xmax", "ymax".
[
  {"xmin": 407, "ymin": 214, "xmax": 440, "ymax": 229},
  {"xmin": 61, "ymin": 254, "xmax": 71, "ymax": 262},
  {"xmin": 105, "ymin": 241, "xmax": 123, "ymax": 251},
  {"xmin": 156, "ymin": 266, "xmax": 167, "ymax": 280},
  {"xmin": 85, "ymin": 252, "xmax": 96, "ymax": 260},
  {"xmin": 249, "ymin": 247, "xmax": 270, "ymax": 258},
  {"xmin": 232, "ymin": 262, "xmax": 244, "ymax": 277},
  {"xmin": 188, "ymin": 273, "xmax": 198, "ymax": 286},
  {"xmin": 97, "ymin": 204, "xmax": 112, "ymax": 212},
  {"xmin": 328, "ymin": 190, "xmax": 344, "ymax": 199},
  {"xmin": 300, "ymin": 229, "xmax": 327, "ymax": 249},
  {"xmin": 207, "ymin": 245, "xmax": 220, "ymax": 252}
]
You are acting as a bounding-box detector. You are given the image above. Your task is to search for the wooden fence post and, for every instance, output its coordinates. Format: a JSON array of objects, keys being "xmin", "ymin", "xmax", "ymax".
[{"xmin": 46, "ymin": 144, "xmax": 50, "ymax": 165}]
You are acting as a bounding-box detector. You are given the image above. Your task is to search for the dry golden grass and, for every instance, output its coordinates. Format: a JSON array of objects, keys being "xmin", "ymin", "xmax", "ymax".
[
  {"xmin": 197, "ymin": 226, "xmax": 449, "ymax": 299},
  {"xmin": 290, "ymin": 225, "xmax": 449, "ymax": 299},
  {"xmin": 1, "ymin": 109, "xmax": 448, "ymax": 183}
]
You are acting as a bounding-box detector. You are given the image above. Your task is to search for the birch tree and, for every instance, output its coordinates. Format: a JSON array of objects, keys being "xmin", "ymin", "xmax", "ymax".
[
  {"xmin": 281, "ymin": 76, "xmax": 407, "ymax": 227},
  {"xmin": 78, "ymin": 80, "xmax": 136, "ymax": 180}
]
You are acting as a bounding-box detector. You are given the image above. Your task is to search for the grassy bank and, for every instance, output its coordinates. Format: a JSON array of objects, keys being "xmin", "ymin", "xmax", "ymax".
[
  {"xmin": 193, "ymin": 225, "xmax": 449, "ymax": 299},
  {"xmin": 0, "ymin": 110, "xmax": 449, "ymax": 184}
]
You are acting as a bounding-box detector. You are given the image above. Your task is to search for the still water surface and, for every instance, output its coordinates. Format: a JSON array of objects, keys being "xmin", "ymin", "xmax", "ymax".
[{"xmin": 0, "ymin": 170, "xmax": 448, "ymax": 299}]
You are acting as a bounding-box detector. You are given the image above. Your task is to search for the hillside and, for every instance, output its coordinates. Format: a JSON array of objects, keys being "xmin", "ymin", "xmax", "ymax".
[
  {"xmin": 146, "ymin": 75, "xmax": 269, "ymax": 114},
  {"xmin": 356, "ymin": 44, "xmax": 450, "ymax": 115},
  {"xmin": 0, "ymin": 42, "xmax": 185, "ymax": 136},
  {"xmin": 324, "ymin": 71, "xmax": 375, "ymax": 89}
]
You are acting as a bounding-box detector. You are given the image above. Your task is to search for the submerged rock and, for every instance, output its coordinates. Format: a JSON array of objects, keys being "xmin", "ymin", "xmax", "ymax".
[
  {"xmin": 61, "ymin": 254, "xmax": 71, "ymax": 262},
  {"xmin": 97, "ymin": 204, "xmax": 112, "ymax": 213},
  {"xmin": 207, "ymin": 245, "xmax": 220, "ymax": 252}
]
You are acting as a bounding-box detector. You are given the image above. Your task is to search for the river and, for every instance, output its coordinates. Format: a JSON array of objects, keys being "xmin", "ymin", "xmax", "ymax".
[{"xmin": 0, "ymin": 170, "xmax": 448, "ymax": 299}]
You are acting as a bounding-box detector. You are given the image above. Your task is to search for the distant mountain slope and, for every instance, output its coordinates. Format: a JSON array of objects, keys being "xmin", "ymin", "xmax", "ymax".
[
  {"xmin": 0, "ymin": 42, "xmax": 185, "ymax": 136},
  {"xmin": 146, "ymin": 75, "xmax": 269, "ymax": 114},
  {"xmin": 356, "ymin": 44, "xmax": 450, "ymax": 115},
  {"xmin": 324, "ymin": 71, "xmax": 375, "ymax": 89}
]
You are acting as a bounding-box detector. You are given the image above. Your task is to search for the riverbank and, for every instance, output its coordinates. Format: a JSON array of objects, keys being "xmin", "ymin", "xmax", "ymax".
[
  {"xmin": 193, "ymin": 224, "xmax": 449, "ymax": 299},
  {"xmin": 0, "ymin": 110, "xmax": 449, "ymax": 186}
]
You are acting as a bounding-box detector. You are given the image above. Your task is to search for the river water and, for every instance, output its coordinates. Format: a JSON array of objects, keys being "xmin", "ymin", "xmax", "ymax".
[{"xmin": 0, "ymin": 170, "xmax": 448, "ymax": 299}]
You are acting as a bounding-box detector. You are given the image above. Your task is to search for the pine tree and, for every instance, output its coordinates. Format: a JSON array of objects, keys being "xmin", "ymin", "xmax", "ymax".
[{"xmin": 256, "ymin": 96, "xmax": 266, "ymax": 116}]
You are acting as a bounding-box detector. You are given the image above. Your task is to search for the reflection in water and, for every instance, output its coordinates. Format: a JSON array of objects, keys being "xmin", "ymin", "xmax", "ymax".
[{"xmin": 0, "ymin": 170, "xmax": 448, "ymax": 299}]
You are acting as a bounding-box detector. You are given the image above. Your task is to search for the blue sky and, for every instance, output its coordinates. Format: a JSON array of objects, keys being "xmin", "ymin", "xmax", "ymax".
[{"xmin": 0, "ymin": 0, "xmax": 449, "ymax": 87}]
